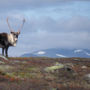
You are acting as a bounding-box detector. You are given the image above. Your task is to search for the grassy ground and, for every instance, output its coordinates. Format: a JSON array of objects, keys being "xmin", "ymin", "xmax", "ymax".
[{"xmin": 0, "ymin": 57, "xmax": 90, "ymax": 90}]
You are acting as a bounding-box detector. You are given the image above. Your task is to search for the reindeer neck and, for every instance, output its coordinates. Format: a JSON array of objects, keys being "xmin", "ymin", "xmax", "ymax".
[{"xmin": 8, "ymin": 34, "xmax": 16, "ymax": 46}]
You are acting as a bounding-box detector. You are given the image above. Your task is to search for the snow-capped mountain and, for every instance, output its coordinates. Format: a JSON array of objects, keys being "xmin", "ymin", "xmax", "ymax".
[
  {"xmin": 36, "ymin": 51, "xmax": 46, "ymax": 55},
  {"xmin": 21, "ymin": 48, "xmax": 90, "ymax": 58},
  {"xmin": 56, "ymin": 54, "xmax": 67, "ymax": 57},
  {"xmin": 74, "ymin": 49, "xmax": 83, "ymax": 53}
]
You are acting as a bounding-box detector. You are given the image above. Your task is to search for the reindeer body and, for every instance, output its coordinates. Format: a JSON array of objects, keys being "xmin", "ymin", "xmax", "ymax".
[
  {"xmin": 0, "ymin": 33, "xmax": 9, "ymax": 48},
  {"xmin": 0, "ymin": 32, "xmax": 20, "ymax": 57},
  {"xmin": 0, "ymin": 17, "xmax": 25, "ymax": 57}
]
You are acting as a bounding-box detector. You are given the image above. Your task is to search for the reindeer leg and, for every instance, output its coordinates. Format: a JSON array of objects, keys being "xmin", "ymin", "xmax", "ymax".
[
  {"xmin": 2, "ymin": 48, "xmax": 4, "ymax": 56},
  {"xmin": 5, "ymin": 47, "xmax": 9, "ymax": 57}
]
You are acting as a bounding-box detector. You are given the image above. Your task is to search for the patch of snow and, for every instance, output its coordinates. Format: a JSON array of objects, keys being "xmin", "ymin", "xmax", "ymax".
[
  {"xmin": 56, "ymin": 54, "xmax": 66, "ymax": 57},
  {"xmin": 85, "ymin": 52, "xmax": 90, "ymax": 56},
  {"xmin": 74, "ymin": 49, "xmax": 83, "ymax": 53},
  {"xmin": 37, "ymin": 51, "xmax": 46, "ymax": 55}
]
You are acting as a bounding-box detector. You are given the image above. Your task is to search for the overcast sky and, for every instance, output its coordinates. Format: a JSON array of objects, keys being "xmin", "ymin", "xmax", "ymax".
[{"xmin": 0, "ymin": 0, "xmax": 90, "ymax": 56}]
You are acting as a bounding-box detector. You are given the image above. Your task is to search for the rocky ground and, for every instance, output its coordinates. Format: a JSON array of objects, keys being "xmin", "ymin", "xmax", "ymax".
[{"xmin": 0, "ymin": 57, "xmax": 90, "ymax": 90}]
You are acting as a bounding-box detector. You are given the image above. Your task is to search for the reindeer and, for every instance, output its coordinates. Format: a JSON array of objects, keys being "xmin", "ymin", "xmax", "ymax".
[{"xmin": 0, "ymin": 17, "xmax": 25, "ymax": 57}]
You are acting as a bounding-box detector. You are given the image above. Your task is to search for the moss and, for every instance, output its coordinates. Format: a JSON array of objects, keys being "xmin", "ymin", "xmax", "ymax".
[
  {"xmin": 44, "ymin": 64, "xmax": 64, "ymax": 72},
  {"xmin": 0, "ymin": 65, "xmax": 14, "ymax": 72}
]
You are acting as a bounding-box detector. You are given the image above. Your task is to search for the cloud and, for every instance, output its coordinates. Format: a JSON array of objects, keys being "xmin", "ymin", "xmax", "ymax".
[
  {"xmin": 0, "ymin": 0, "xmax": 90, "ymax": 11},
  {"xmin": 21, "ymin": 15, "xmax": 90, "ymax": 33},
  {"xmin": 1, "ymin": 15, "xmax": 90, "ymax": 53},
  {"xmin": 16, "ymin": 15, "xmax": 90, "ymax": 54}
]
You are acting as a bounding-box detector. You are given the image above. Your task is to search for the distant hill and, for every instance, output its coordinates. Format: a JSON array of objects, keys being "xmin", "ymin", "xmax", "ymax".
[{"xmin": 21, "ymin": 48, "xmax": 90, "ymax": 58}]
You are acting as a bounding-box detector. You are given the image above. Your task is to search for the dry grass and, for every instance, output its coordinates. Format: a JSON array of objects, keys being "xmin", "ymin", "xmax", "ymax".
[{"xmin": 0, "ymin": 57, "xmax": 90, "ymax": 90}]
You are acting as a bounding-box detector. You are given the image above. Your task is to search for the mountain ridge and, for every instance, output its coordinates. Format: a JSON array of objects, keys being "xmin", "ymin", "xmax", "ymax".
[{"xmin": 21, "ymin": 48, "xmax": 90, "ymax": 58}]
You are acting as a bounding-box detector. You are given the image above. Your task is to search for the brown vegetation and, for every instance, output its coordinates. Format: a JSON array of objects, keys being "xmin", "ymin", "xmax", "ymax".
[{"xmin": 0, "ymin": 57, "xmax": 90, "ymax": 90}]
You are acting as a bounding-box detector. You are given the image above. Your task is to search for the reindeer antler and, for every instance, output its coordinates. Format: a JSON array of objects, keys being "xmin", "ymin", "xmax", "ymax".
[
  {"xmin": 7, "ymin": 17, "xmax": 13, "ymax": 32},
  {"xmin": 18, "ymin": 18, "xmax": 25, "ymax": 32}
]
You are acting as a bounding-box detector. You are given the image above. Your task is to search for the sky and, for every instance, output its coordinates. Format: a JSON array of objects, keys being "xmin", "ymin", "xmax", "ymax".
[{"xmin": 0, "ymin": 0, "xmax": 90, "ymax": 56}]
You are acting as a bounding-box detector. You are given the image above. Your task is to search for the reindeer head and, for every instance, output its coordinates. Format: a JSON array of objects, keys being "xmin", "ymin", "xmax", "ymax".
[{"xmin": 7, "ymin": 17, "xmax": 25, "ymax": 46}]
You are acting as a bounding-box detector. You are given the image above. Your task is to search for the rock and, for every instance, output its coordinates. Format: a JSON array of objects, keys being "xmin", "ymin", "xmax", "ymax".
[
  {"xmin": 81, "ymin": 66, "xmax": 87, "ymax": 69},
  {"xmin": 0, "ymin": 61, "xmax": 5, "ymax": 64},
  {"xmin": 65, "ymin": 67, "xmax": 73, "ymax": 72},
  {"xmin": 64, "ymin": 63, "xmax": 74, "ymax": 68},
  {"xmin": 0, "ymin": 55, "xmax": 8, "ymax": 61},
  {"xmin": 44, "ymin": 62, "xmax": 75, "ymax": 73},
  {"xmin": 73, "ymin": 59, "xmax": 80, "ymax": 61},
  {"xmin": 51, "ymin": 88, "xmax": 59, "ymax": 90},
  {"xmin": 44, "ymin": 62, "xmax": 64, "ymax": 72},
  {"xmin": 84, "ymin": 74, "xmax": 90, "ymax": 84}
]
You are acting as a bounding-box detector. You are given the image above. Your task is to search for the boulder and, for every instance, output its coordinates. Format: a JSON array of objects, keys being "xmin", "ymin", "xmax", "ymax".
[
  {"xmin": 44, "ymin": 62, "xmax": 75, "ymax": 73},
  {"xmin": 44, "ymin": 62, "xmax": 64, "ymax": 72},
  {"xmin": 84, "ymin": 74, "xmax": 90, "ymax": 84},
  {"xmin": 0, "ymin": 55, "xmax": 8, "ymax": 61},
  {"xmin": 81, "ymin": 66, "xmax": 87, "ymax": 69}
]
